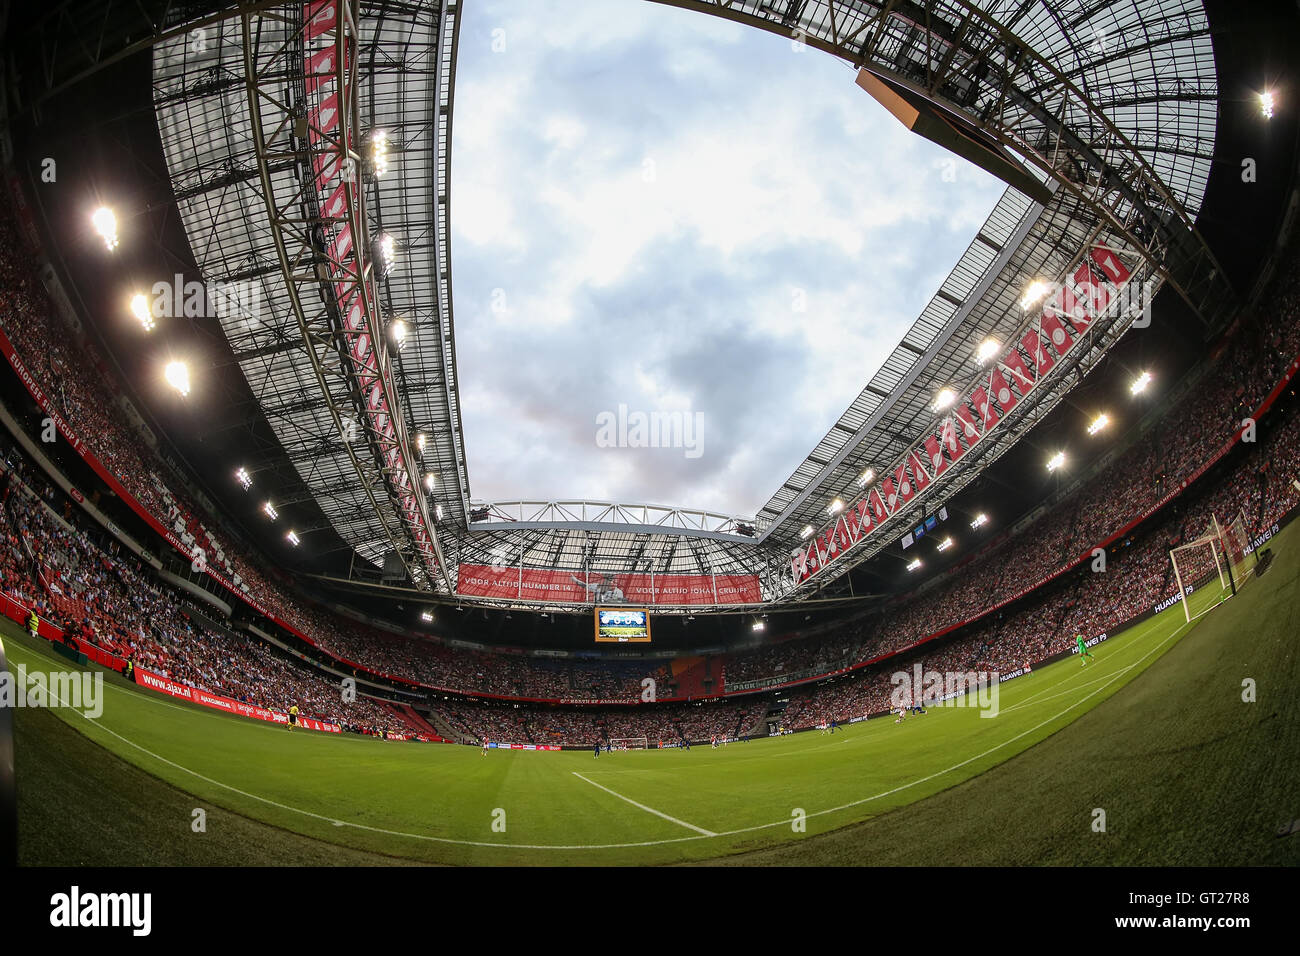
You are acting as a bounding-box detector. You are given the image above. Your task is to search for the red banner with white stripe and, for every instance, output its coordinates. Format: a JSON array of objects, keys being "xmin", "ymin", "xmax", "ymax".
[
  {"xmin": 134, "ymin": 667, "xmax": 342, "ymax": 733},
  {"xmin": 793, "ymin": 245, "xmax": 1135, "ymax": 584},
  {"xmin": 456, "ymin": 565, "xmax": 761, "ymax": 606}
]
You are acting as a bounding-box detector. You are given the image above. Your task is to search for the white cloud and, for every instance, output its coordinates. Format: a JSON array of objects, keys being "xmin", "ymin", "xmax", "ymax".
[{"xmin": 451, "ymin": 0, "xmax": 1005, "ymax": 515}]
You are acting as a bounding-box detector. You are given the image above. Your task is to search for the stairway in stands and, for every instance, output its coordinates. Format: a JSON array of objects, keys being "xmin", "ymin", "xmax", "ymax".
[
  {"xmin": 13, "ymin": 499, "xmax": 86, "ymax": 628},
  {"xmin": 400, "ymin": 703, "xmax": 447, "ymax": 740},
  {"xmin": 379, "ymin": 701, "xmax": 448, "ymax": 741},
  {"xmin": 741, "ymin": 709, "xmax": 770, "ymax": 738},
  {"xmin": 34, "ymin": 562, "xmax": 87, "ymax": 627},
  {"xmin": 421, "ymin": 707, "xmax": 470, "ymax": 743},
  {"xmin": 760, "ymin": 697, "xmax": 792, "ymax": 735}
]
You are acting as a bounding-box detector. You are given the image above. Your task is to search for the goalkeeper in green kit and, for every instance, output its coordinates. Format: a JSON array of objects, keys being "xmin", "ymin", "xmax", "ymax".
[{"xmin": 1076, "ymin": 633, "xmax": 1095, "ymax": 666}]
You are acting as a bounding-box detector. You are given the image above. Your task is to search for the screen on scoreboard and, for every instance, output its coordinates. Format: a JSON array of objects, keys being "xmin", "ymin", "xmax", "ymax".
[{"xmin": 594, "ymin": 607, "xmax": 652, "ymax": 643}]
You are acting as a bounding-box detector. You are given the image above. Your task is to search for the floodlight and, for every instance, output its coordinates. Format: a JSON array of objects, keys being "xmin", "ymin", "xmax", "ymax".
[
  {"xmin": 389, "ymin": 317, "xmax": 407, "ymax": 349},
  {"xmin": 92, "ymin": 206, "xmax": 119, "ymax": 251},
  {"xmin": 1020, "ymin": 279, "xmax": 1050, "ymax": 309},
  {"xmin": 130, "ymin": 293, "xmax": 154, "ymax": 332},
  {"xmin": 372, "ymin": 129, "xmax": 390, "ymax": 176},
  {"xmin": 164, "ymin": 361, "xmax": 190, "ymax": 396},
  {"xmin": 932, "ymin": 388, "xmax": 957, "ymax": 412}
]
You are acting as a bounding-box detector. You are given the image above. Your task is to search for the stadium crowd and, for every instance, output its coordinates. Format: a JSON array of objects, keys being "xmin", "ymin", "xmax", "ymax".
[
  {"xmin": 721, "ymin": 291, "xmax": 1300, "ymax": 693},
  {"xmin": 0, "ymin": 446, "xmax": 400, "ymax": 733},
  {"xmin": 434, "ymin": 694, "xmax": 759, "ymax": 748},
  {"xmin": 0, "ymin": 193, "xmax": 1298, "ymax": 745}
]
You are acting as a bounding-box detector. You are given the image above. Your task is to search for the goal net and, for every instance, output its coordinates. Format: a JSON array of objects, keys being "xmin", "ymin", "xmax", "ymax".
[
  {"xmin": 1169, "ymin": 530, "xmax": 1229, "ymax": 623},
  {"xmin": 1216, "ymin": 511, "xmax": 1257, "ymax": 593},
  {"xmin": 609, "ymin": 737, "xmax": 648, "ymax": 751}
]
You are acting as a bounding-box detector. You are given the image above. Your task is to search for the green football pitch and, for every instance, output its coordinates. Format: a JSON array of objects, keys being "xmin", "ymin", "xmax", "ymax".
[{"xmin": 8, "ymin": 521, "xmax": 1300, "ymax": 866}]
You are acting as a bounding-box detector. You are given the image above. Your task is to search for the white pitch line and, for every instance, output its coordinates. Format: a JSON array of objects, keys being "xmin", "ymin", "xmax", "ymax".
[
  {"xmin": 699, "ymin": 615, "xmax": 1194, "ymax": 842},
  {"xmin": 572, "ymin": 772, "xmax": 716, "ymax": 836},
  {"xmin": 12, "ymin": 611, "xmax": 1191, "ymax": 853},
  {"xmin": 1001, "ymin": 618, "xmax": 1193, "ymax": 716},
  {"xmin": 998, "ymin": 663, "xmax": 1140, "ymax": 716},
  {"xmin": 35, "ymin": 676, "xmax": 704, "ymax": 850}
]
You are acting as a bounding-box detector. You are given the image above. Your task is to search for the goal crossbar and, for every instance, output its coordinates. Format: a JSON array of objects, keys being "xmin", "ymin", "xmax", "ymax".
[
  {"xmin": 1216, "ymin": 510, "xmax": 1257, "ymax": 595},
  {"xmin": 1170, "ymin": 531, "xmax": 1228, "ymax": 623}
]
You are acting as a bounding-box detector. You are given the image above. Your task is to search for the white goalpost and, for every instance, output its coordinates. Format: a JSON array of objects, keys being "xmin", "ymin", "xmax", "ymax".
[
  {"xmin": 1216, "ymin": 510, "xmax": 1258, "ymax": 593},
  {"xmin": 1169, "ymin": 517, "xmax": 1239, "ymax": 624},
  {"xmin": 609, "ymin": 737, "xmax": 648, "ymax": 751}
]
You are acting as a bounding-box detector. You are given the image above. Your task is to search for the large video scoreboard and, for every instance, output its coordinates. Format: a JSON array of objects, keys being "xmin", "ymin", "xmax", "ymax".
[{"xmin": 594, "ymin": 607, "xmax": 652, "ymax": 643}]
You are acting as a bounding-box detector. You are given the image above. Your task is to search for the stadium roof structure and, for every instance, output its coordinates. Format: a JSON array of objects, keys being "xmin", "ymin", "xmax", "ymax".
[{"xmin": 137, "ymin": 0, "xmax": 1229, "ymax": 611}]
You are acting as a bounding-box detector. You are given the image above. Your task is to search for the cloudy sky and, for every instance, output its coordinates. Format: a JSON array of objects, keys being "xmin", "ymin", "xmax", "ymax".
[{"xmin": 450, "ymin": 0, "xmax": 1005, "ymax": 517}]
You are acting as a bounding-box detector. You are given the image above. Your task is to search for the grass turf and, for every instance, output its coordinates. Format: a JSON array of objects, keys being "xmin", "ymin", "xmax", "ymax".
[{"xmin": 7, "ymin": 521, "xmax": 1300, "ymax": 866}]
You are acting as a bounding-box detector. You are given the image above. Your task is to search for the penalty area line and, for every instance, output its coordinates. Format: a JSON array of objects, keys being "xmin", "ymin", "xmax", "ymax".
[{"xmin": 572, "ymin": 772, "xmax": 716, "ymax": 836}]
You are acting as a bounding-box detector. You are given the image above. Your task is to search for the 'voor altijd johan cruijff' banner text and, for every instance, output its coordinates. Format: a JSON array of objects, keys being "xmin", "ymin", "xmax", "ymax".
[{"xmin": 457, "ymin": 566, "xmax": 761, "ymax": 606}]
